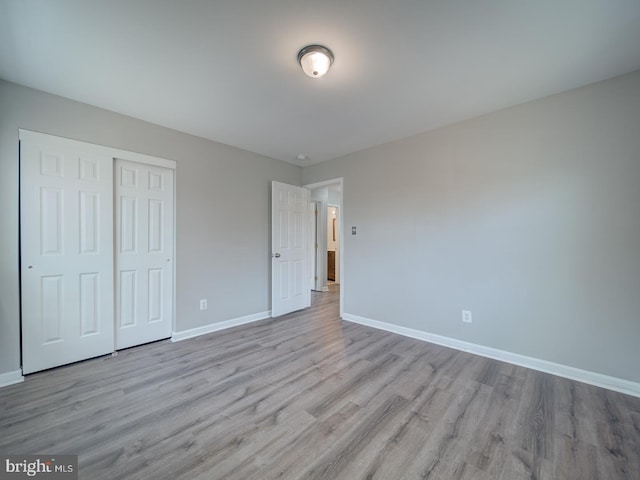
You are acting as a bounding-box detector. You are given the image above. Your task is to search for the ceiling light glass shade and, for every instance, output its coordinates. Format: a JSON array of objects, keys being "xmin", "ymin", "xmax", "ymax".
[{"xmin": 298, "ymin": 45, "xmax": 334, "ymax": 78}]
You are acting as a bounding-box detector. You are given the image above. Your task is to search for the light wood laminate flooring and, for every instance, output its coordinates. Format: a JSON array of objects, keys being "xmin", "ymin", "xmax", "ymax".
[{"xmin": 1, "ymin": 286, "xmax": 639, "ymax": 479}]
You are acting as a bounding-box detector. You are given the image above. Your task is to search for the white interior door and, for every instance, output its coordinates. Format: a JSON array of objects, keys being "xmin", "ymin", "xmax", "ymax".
[
  {"xmin": 272, "ymin": 181, "xmax": 310, "ymax": 316},
  {"xmin": 20, "ymin": 138, "xmax": 114, "ymax": 374},
  {"xmin": 115, "ymin": 159, "xmax": 174, "ymax": 349}
]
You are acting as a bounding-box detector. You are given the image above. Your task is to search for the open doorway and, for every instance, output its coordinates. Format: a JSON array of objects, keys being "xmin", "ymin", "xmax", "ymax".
[
  {"xmin": 327, "ymin": 206, "xmax": 340, "ymax": 285},
  {"xmin": 304, "ymin": 178, "xmax": 344, "ymax": 317}
]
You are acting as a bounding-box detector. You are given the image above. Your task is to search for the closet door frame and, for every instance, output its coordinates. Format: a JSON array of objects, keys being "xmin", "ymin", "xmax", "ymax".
[{"xmin": 19, "ymin": 129, "xmax": 177, "ymax": 373}]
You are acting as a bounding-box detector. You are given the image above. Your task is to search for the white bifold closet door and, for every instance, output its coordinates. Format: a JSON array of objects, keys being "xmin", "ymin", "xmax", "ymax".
[
  {"xmin": 20, "ymin": 138, "xmax": 115, "ymax": 374},
  {"xmin": 115, "ymin": 159, "xmax": 174, "ymax": 350},
  {"xmin": 21, "ymin": 131, "xmax": 176, "ymax": 374}
]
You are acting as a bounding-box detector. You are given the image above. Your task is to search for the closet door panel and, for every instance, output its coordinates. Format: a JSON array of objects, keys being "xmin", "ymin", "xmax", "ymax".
[
  {"xmin": 115, "ymin": 159, "xmax": 174, "ymax": 349},
  {"xmin": 21, "ymin": 139, "xmax": 114, "ymax": 374}
]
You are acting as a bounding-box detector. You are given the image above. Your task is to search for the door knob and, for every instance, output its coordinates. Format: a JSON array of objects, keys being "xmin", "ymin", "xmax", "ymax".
[{"xmin": 273, "ymin": 253, "xmax": 281, "ymax": 258}]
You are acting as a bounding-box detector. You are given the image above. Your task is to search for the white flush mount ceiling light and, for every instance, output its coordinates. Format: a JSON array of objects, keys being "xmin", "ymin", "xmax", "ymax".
[{"xmin": 297, "ymin": 45, "xmax": 334, "ymax": 78}]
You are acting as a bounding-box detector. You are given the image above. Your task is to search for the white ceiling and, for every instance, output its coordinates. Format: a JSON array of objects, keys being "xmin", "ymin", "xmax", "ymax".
[{"xmin": 1, "ymin": 1, "xmax": 639, "ymax": 166}]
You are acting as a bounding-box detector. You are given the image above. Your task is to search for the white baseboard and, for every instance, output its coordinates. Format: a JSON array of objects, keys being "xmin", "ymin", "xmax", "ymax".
[
  {"xmin": 171, "ymin": 310, "xmax": 271, "ymax": 343},
  {"xmin": 342, "ymin": 313, "xmax": 640, "ymax": 398},
  {"xmin": 0, "ymin": 370, "xmax": 24, "ymax": 388}
]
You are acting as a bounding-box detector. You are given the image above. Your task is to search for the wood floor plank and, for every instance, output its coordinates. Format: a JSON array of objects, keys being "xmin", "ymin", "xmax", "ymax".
[
  {"xmin": 243, "ymin": 401, "xmax": 364, "ymax": 480},
  {"xmin": 1, "ymin": 285, "xmax": 639, "ymax": 479},
  {"xmin": 298, "ymin": 394, "xmax": 411, "ymax": 480},
  {"xmin": 552, "ymin": 434, "xmax": 599, "ymax": 480}
]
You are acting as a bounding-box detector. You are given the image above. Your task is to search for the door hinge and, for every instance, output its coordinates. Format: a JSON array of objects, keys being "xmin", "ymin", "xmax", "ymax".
[{"xmin": 314, "ymin": 276, "xmax": 318, "ymax": 280}]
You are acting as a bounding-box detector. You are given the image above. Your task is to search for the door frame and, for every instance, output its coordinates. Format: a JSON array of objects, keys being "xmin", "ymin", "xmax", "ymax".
[
  {"xmin": 328, "ymin": 204, "xmax": 340, "ymax": 284},
  {"xmin": 18, "ymin": 130, "xmax": 177, "ymax": 369},
  {"xmin": 303, "ymin": 178, "xmax": 344, "ymax": 318},
  {"xmin": 309, "ymin": 200, "xmax": 322, "ymax": 291}
]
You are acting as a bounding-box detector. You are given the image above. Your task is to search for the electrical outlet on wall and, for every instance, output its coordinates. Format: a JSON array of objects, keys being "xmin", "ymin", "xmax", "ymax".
[
  {"xmin": 200, "ymin": 299, "xmax": 208, "ymax": 310},
  {"xmin": 462, "ymin": 310, "xmax": 472, "ymax": 324}
]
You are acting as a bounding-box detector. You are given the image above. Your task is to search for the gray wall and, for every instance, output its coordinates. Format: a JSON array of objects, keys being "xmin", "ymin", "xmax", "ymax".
[
  {"xmin": 303, "ymin": 70, "xmax": 640, "ymax": 383},
  {"xmin": 0, "ymin": 80, "xmax": 301, "ymax": 375}
]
